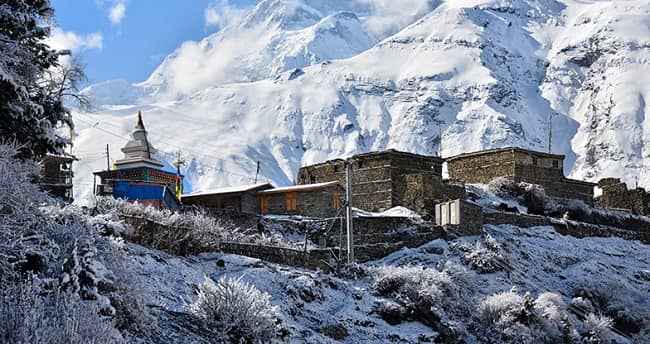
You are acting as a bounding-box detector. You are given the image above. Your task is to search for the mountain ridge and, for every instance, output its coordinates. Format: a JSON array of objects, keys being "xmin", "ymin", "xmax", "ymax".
[{"xmin": 73, "ymin": 0, "xmax": 650, "ymax": 204}]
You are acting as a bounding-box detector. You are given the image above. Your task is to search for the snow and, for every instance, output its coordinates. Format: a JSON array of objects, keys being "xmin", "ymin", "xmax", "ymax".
[
  {"xmin": 184, "ymin": 182, "xmax": 271, "ymax": 197},
  {"xmin": 257, "ymin": 181, "xmax": 340, "ymax": 193},
  {"xmin": 72, "ymin": 0, "xmax": 650, "ymax": 206},
  {"xmin": 353, "ymin": 206, "xmax": 421, "ymax": 218}
]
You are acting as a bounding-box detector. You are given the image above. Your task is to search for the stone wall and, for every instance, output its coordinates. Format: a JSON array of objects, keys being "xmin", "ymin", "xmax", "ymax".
[
  {"xmin": 298, "ymin": 149, "xmax": 448, "ymax": 213},
  {"xmin": 447, "ymin": 148, "xmax": 594, "ymax": 203},
  {"xmin": 551, "ymin": 219, "xmax": 650, "ymax": 244},
  {"xmin": 447, "ymin": 149, "xmax": 516, "ymax": 184},
  {"xmin": 596, "ymin": 178, "xmax": 650, "ymax": 216},
  {"xmin": 263, "ymin": 190, "xmax": 340, "ymax": 218},
  {"xmin": 483, "ymin": 211, "xmax": 552, "ymax": 227}
]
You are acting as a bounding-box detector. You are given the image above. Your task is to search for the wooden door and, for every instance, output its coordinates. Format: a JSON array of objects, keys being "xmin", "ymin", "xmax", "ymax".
[{"xmin": 260, "ymin": 196, "xmax": 269, "ymax": 214}]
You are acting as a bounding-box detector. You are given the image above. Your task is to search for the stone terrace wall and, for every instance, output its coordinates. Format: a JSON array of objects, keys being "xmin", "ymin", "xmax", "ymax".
[
  {"xmin": 551, "ymin": 219, "xmax": 650, "ymax": 244},
  {"xmin": 122, "ymin": 215, "xmax": 340, "ymax": 271},
  {"xmin": 483, "ymin": 211, "xmax": 552, "ymax": 227}
]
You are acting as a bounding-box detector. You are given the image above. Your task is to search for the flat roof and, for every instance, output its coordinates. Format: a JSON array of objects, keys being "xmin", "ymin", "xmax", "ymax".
[
  {"xmin": 446, "ymin": 146, "xmax": 565, "ymax": 161},
  {"xmin": 257, "ymin": 181, "xmax": 343, "ymax": 195},
  {"xmin": 183, "ymin": 183, "xmax": 272, "ymax": 198},
  {"xmin": 300, "ymin": 148, "xmax": 444, "ymax": 169}
]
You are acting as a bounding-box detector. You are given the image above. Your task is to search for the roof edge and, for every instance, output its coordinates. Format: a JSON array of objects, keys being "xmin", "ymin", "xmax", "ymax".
[{"xmin": 446, "ymin": 147, "xmax": 565, "ymax": 161}]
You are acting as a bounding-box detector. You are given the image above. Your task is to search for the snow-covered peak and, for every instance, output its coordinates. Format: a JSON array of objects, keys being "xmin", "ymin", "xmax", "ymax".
[{"xmin": 74, "ymin": 0, "xmax": 650, "ymax": 205}]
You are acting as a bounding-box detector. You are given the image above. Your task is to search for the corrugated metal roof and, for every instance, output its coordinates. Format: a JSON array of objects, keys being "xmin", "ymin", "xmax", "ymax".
[
  {"xmin": 183, "ymin": 183, "xmax": 272, "ymax": 197},
  {"xmin": 257, "ymin": 181, "xmax": 343, "ymax": 195}
]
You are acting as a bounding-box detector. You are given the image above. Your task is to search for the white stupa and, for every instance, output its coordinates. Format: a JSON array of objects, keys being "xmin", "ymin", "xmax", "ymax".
[{"xmin": 113, "ymin": 111, "xmax": 164, "ymax": 170}]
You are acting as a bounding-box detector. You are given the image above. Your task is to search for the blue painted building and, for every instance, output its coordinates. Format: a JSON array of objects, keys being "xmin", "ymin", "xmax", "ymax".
[{"xmin": 94, "ymin": 112, "xmax": 182, "ymax": 209}]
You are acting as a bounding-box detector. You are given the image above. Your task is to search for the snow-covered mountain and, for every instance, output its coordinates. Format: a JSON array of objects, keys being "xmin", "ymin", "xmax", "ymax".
[{"xmin": 74, "ymin": 0, "xmax": 650, "ymax": 204}]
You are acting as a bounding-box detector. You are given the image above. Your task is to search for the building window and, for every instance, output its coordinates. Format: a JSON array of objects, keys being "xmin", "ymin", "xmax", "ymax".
[
  {"xmin": 310, "ymin": 176, "xmax": 316, "ymax": 184},
  {"xmin": 552, "ymin": 160, "xmax": 559, "ymax": 168},
  {"xmin": 260, "ymin": 196, "xmax": 269, "ymax": 214},
  {"xmin": 334, "ymin": 164, "xmax": 341, "ymax": 173},
  {"xmin": 333, "ymin": 192, "xmax": 342, "ymax": 210},
  {"xmin": 532, "ymin": 157, "xmax": 538, "ymax": 166},
  {"xmin": 285, "ymin": 192, "xmax": 297, "ymax": 211},
  {"xmin": 357, "ymin": 160, "xmax": 364, "ymax": 169}
]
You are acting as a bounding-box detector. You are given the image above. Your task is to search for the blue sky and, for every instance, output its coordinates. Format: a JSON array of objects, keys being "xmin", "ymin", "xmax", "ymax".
[{"xmin": 50, "ymin": 0, "xmax": 256, "ymax": 85}]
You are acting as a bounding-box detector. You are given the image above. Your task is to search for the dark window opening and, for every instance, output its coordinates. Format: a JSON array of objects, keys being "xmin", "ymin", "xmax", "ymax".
[
  {"xmin": 309, "ymin": 176, "xmax": 316, "ymax": 184},
  {"xmin": 532, "ymin": 157, "xmax": 538, "ymax": 166},
  {"xmin": 334, "ymin": 164, "xmax": 341, "ymax": 173},
  {"xmin": 357, "ymin": 160, "xmax": 364, "ymax": 169},
  {"xmin": 552, "ymin": 160, "xmax": 559, "ymax": 168}
]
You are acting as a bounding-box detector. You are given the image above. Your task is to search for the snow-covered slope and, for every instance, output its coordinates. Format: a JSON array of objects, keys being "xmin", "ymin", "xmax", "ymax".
[{"xmin": 74, "ymin": 0, "xmax": 650, "ymax": 205}]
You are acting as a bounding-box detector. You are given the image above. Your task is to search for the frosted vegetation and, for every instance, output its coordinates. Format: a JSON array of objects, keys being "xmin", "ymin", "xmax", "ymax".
[
  {"xmin": 94, "ymin": 197, "xmax": 305, "ymax": 250},
  {"xmin": 1, "ymin": 141, "xmax": 648, "ymax": 342}
]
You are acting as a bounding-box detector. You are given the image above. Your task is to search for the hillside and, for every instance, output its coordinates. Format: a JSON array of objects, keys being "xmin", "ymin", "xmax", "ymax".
[{"xmin": 74, "ymin": 0, "xmax": 650, "ymax": 205}]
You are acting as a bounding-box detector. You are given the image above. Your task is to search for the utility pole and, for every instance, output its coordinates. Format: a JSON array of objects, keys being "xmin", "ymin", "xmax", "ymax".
[
  {"xmin": 345, "ymin": 159, "xmax": 354, "ymax": 264},
  {"xmin": 434, "ymin": 119, "xmax": 445, "ymax": 157},
  {"xmin": 254, "ymin": 160, "xmax": 261, "ymax": 184},
  {"xmin": 174, "ymin": 149, "xmax": 186, "ymax": 197},
  {"xmin": 105, "ymin": 144, "xmax": 110, "ymax": 170},
  {"xmin": 548, "ymin": 113, "xmax": 553, "ymax": 153}
]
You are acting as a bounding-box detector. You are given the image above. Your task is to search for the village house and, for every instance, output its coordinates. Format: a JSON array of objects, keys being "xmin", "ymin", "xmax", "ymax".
[
  {"xmin": 181, "ymin": 183, "xmax": 273, "ymax": 213},
  {"xmin": 596, "ymin": 178, "xmax": 650, "ymax": 216},
  {"xmin": 297, "ymin": 149, "xmax": 465, "ymax": 215},
  {"xmin": 257, "ymin": 181, "xmax": 344, "ymax": 218},
  {"xmin": 94, "ymin": 111, "xmax": 182, "ymax": 209},
  {"xmin": 39, "ymin": 154, "xmax": 75, "ymax": 203},
  {"xmin": 446, "ymin": 147, "xmax": 596, "ymax": 203}
]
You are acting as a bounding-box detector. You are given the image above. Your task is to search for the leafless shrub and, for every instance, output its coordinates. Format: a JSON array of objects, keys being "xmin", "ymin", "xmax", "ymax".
[{"xmin": 187, "ymin": 275, "xmax": 280, "ymax": 343}]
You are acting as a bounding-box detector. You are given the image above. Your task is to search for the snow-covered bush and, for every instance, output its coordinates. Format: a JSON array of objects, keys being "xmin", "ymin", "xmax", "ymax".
[
  {"xmin": 488, "ymin": 177, "xmax": 553, "ymax": 215},
  {"xmin": 187, "ymin": 275, "xmax": 280, "ymax": 343},
  {"xmin": 461, "ymin": 234, "xmax": 507, "ymax": 273},
  {"xmin": 0, "ymin": 277, "xmax": 123, "ymax": 343},
  {"xmin": 477, "ymin": 290, "xmax": 565, "ymax": 343},
  {"xmin": 476, "ymin": 289, "xmax": 619, "ymax": 344},
  {"xmin": 95, "ymin": 197, "xmax": 302, "ymax": 251},
  {"xmin": 372, "ymin": 263, "xmax": 475, "ymax": 340}
]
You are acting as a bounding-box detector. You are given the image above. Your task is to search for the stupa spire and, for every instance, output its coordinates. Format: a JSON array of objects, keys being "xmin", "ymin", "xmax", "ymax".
[{"xmin": 135, "ymin": 110, "xmax": 145, "ymax": 129}]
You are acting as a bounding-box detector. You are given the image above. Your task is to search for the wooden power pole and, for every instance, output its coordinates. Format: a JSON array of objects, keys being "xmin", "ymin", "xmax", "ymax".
[
  {"xmin": 105, "ymin": 144, "xmax": 110, "ymax": 170},
  {"xmin": 345, "ymin": 159, "xmax": 354, "ymax": 264}
]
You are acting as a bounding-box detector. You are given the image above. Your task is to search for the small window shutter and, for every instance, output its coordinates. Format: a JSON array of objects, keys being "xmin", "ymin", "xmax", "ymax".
[
  {"xmin": 260, "ymin": 196, "xmax": 269, "ymax": 214},
  {"xmin": 333, "ymin": 192, "xmax": 341, "ymax": 210},
  {"xmin": 286, "ymin": 193, "xmax": 297, "ymax": 211}
]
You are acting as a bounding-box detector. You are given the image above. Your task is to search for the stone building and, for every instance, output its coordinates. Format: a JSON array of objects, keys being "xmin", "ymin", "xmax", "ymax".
[
  {"xmin": 94, "ymin": 111, "xmax": 182, "ymax": 209},
  {"xmin": 39, "ymin": 154, "xmax": 75, "ymax": 202},
  {"xmin": 297, "ymin": 149, "xmax": 465, "ymax": 214},
  {"xmin": 257, "ymin": 181, "xmax": 344, "ymax": 218},
  {"xmin": 446, "ymin": 147, "xmax": 595, "ymax": 203},
  {"xmin": 181, "ymin": 183, "xmax": 273, "ymax": 213},
  {"xmin": 596, "ymin": 178, "xmax": 650, "ymax": 216}
]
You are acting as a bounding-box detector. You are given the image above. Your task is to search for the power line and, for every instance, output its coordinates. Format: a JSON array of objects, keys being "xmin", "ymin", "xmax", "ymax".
[{"xmin": 73, "ymin": 113, "xmax": 271, "ymax": 183}]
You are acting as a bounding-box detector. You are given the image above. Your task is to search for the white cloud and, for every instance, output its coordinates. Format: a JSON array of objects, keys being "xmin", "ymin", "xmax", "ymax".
[
  {"xmin": 109, "ymin": 2, "xmax": 126, "ymax": 24},
  {"xmin": 354, "ymin": 0, "xmax": 437, "ymax": 37},
  {"xmin": 204, "ymin": 0, "xmax": 247, "ymax": 28},
  {"xmin": 47, "ymin": 27, "xmax": 103, "ymax": 52}
]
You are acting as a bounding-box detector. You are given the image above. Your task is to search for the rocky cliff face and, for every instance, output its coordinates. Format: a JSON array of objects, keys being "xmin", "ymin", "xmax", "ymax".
[{"xmin": 75, "ymin": 0, "xmax": 650, "ymax": 203}]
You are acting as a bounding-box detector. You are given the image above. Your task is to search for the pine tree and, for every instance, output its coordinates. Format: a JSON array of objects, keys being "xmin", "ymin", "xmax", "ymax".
[{"xmin": 0, "ymin": 0, "xmax": 77, "ymax": 159}]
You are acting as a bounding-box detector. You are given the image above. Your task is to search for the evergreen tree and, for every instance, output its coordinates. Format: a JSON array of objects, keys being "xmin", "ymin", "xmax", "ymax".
[{"xmin": 0, "ymin": 0, "xmax": 78, "ymax": 159}]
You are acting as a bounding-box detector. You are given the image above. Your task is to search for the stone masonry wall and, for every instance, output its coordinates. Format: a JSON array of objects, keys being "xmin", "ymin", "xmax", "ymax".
[
  {"xmin": 597, "ymin": 178, "xmax": 650, "ymax": 215},
  {"xmin": 447, "ymin": 150, "xmax": 516, "ymax": 184},
  {"xmin": 264, "ymin": 190, "xmax": 340, "ymax": 218},
  {"xmin": 298, "ymin": 150, "xmax": 446, "ymax": 213}
]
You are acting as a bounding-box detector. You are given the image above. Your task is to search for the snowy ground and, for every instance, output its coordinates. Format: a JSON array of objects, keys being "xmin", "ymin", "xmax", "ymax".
[{"xmin": 122, "ymin": 223, "xmax": 649, "ymax": 343}]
